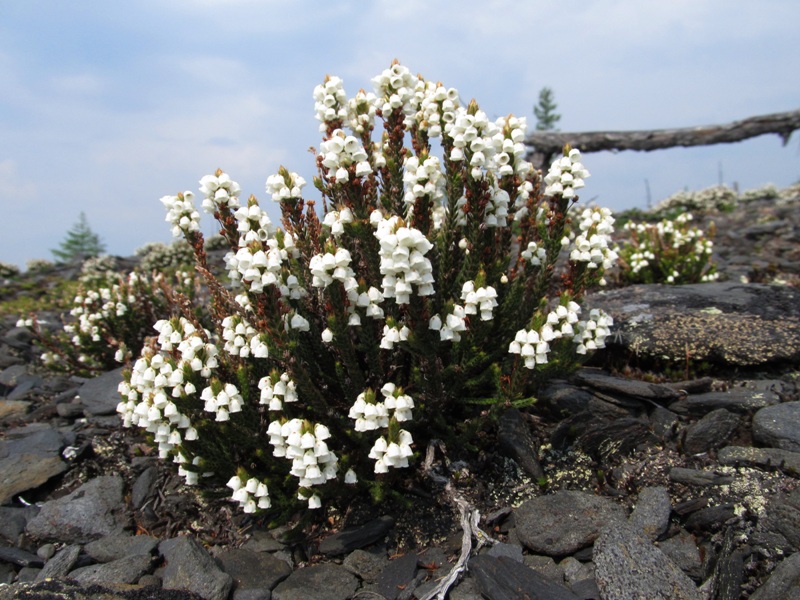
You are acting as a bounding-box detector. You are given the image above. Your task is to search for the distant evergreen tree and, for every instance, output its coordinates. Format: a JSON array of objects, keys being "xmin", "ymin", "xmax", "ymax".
[
  {"xmin": 534, "ymin": 87, "xmax": 561, "ymax": 131},
  {"xmin": 51, "ymin": 212, "xmax": 106, "ymax": 262}
]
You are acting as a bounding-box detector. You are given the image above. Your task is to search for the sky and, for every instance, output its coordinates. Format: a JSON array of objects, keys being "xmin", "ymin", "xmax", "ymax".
[{"xmin": 1, "ymin": 0, "xmax": 798, "ymax": 269}]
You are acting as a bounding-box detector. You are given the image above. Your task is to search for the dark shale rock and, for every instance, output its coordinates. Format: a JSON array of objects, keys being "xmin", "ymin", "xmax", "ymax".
[
  {"xmin": 26, "ymin": 475, "xmax": 129, "ymax": 543},
  {"xmin": 130, "ymin": 465, "xmax": 158, "ymax": 509},
  {"xmin": 84, "ymin": 533, "xmax": 160, "ymax": 562},
  {"xmin": 0, "ymin": 505, "xmax": 38, "ymax": 544},
  {"xmin": 271, "ymin": 563, "xmax": 358, "ymax": 600},
  {"xmin": 318, "ymin": 515, "xmax": 394, "ymax": 556},
  {"xmin": 658, "ymin": 529, "xmax": 704, "ymax": 581},
  {"xmin": 588, "ymin": 282, "xmax": 800, "ymax": 367},
  {"xmin": 540, "ymin": 380, "xmax": 631, "ymax": 419},
  {"xmin": 750, "ymin": 551, "xmax": 800, "ymax": 600},
  {"xmin": 0, "ymin": 545, "xmax": 42, "ymax": 567},
  {"xmin": 594, "ymin": 522, "xmax": 701, "ymax": 600},
  {"xmin": 469, "ymin": 554, "xmax": 580, "ymax": 600},
  {"xmin": 34, "ymin": 543, "xmax": 81, "ymax": 581},
  {"xmin": 0, "ymin": 423, "xmax": 67, "ymax": 505},
  {"xmin": 752, "ymin": 401, "xmax": 800, "ymax": 451},
  {"xmin": 718, "ymin": 445, "xmax": 800, "ymax": 473},
  {"xmin": 629, "ymin": 486, "xmax": 672, "ymax": 540},
  {"xmin": 0, "ymin": 578, "xmax": 206, "ymax": 599},
  {"xmin": 487, "ymin": 541, "xmax": 524, "ymax": 563},
  {"xmin": 685, "ymin": 504, "xmax": 737, "ymax": 532},
  {"xmin": 753, "ymin": 488, "xmax": 800, "ymax": 553},
  {"xmin": 376, "ymin": 552, "xmax": 418, "ymax": 600},
  {"xmin": 669, "ymin": 467, "xmax": 733, "ymax": 487},
  {"xmin": 672, "ymin": 389, "xmax": 775, "ymax": 415},
  {"xmin": 160, "ymin": 536, "xmax": 233, "ymax": 600},
  {"xmin": 214, "ymin": 547, "xmax": 292, "ymax": 591},
  {"xmin": 682, "ymin": 408, "xmax": 740, "ymax": 454},
  {"xmin": 497, "ymin": 408, "xmax": 544, "ymax": 480},
  {"xmin": 514, "ymin": 490, "xmax": 626, "ymax": 556},
  {"xmin": 70, "ymin": 553, "xmax": 154, "ymax": 585},
  {"xmin": 79, "ymin": 367, "xmax": 125, "ymax": 416},
  {"xmin": 573, "ymin": 369, "xmax": 681, "ymax": 404},
  {"xmin": 342, "ymin": 548, "xmax": 389, "ymax": 584}
]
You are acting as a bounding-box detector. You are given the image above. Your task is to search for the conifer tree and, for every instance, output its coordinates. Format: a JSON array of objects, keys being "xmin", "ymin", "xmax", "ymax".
[
  {"xmin": 51, "ymin": 212, "xmax": 106, "ymax": 262},
  {"xmin": 534, "ymin": 87, "xmax": 561, "ymax": 131}
]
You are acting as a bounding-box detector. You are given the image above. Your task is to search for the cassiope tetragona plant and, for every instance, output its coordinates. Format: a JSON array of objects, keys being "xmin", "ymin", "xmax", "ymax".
[{"xmin": 117, "ymin": 61, "xmax": 617, "ymax": 515}]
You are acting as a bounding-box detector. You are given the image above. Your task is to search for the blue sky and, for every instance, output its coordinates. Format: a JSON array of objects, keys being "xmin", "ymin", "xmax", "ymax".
[{"xmin": 1, "ymin": 0, "xmax": 798, "ymax": 268}]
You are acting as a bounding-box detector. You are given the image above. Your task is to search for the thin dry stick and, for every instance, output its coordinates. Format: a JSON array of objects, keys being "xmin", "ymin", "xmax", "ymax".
[{"xmin": 419, "ymin": 441, "xmax": 496, "ymax": 600}]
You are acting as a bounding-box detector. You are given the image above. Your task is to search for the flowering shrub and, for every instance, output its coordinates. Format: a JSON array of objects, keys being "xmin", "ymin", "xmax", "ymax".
[
  {"xmin": 616, "ymin": 213, "xmax": 718, "ymax": 284},
  {"xmin": 653, "ymin": 185, "xmax": 738, "ymax": 215},
  {"xmin": 118, "ymin": 62, "xmax": 618, "ymax": 515},
  {"xmin": 19, "ymin": 269, "xmax": 201, "ymax": 374},
  {"xmin": 25, "ymin": 259, "xmax": 54, "ymax": 273},
  {"xmin": 136, "ymin": 240, "xmax": 195, "ymax": 272},
  {"xmin": 0, "ymin": 262, "xmax": 21, "ymax": 279}
]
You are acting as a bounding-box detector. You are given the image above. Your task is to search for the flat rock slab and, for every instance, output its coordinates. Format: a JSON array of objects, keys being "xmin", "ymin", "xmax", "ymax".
[
  {"xmin": 318, "ymin": 515, "xmax": 394, "ymax": 556},
  {"xmin": 160, "ymin": 536, "xmax": 233, "ymax": 600},
  {"xmin": 26, "ymin": 476, "xmax": 129, "ymax": 543},
  {"xmin": 213, "ymin": 547, "xmax": 291, "ymax": 591},
  {"xmin": 594, "ymin": 522, "xmax": 701, "ymax": 600},
  {"xmin": 718, "ymin": 445, "xmax": 800, "ymax": 473},
  {"xmin": 0, "ymin": 424, "xmax": 67, "ymax": 505},
  {"xmin": 84, "ymin": 533, "xmax": 160, "ymax": 562},
  {"xmin": 470, "ymin": 554, "xmax": 580, "ymax": 600},
  {"xmin": 79, "ymin": 367, "xmax": 125, "ymax": 416},
  {"xmin": 753, "ymin": 402, "xmax": 800, "ymax": 452},
  {"xmin": 271, "ymin": 563, "xmax": 358, "ymax": 600},
  {"xmin": 514, "ymin": 490, "xmax": 626, "ymax": 556},
  {"xmin": 750, "ymin": 551, "xmax": 800, "ymax": 600},
  {"xmin": 588, "ymin": 282, "xmax": 800, "ymax": 367},
  {"xmin": 0, "ymin": 578, "xmax": 206, "ymax": 599},
  {"xmin": 70, "ymin": 554, "xmax": 154, "ymax": 585}
]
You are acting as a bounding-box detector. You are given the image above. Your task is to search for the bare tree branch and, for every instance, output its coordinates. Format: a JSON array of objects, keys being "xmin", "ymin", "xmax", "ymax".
[{"xmin": 525, "ymin": 108, "xmax": 800, "ymax": 169}]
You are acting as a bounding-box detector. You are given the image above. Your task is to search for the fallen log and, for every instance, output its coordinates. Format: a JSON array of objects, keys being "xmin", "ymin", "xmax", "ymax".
[{"xmin": 525, "ymin": 108, "xmax": 800, "ymax": 169}]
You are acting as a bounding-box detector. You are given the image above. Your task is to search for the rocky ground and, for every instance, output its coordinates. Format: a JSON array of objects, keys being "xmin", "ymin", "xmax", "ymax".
[{"xmin": 0, "ymin": 192, "xmax": 799, "ymax": 599}]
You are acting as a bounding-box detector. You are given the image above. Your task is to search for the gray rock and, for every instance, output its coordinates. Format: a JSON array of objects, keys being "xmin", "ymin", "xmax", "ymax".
[
  {"xmin": 78, "ymin": 367, "xmax": 125, "ymax": 416},
  {"xmin": 318, "ymin": 515, "xmax": 394, "ymax": 556},
  {"xmin": 658, "ymin": 529, "xmax": 704, "ymax": 581},
  {"xmin": 540, "ymin": 381, "xmax": 631, "ymax": 420},
  {"xmin": 469, "ymin": 554, "xmax": 580, "ymax": 600},
  {"xmin": 376, "ymin": 552, "xmax": 418, "ymax": 600},
  {"xmin": 0, "ymin": 545, "xmax": 42, "ymax": 567},
  {"xmin": 523, "ymin": 554, "xmax": 563, "ymax": 583},
  {"xmin": 36, "ymin": 543, "xmax": 56, "ymax": 561},
  {"xmin": 588, "ymin": 282, "xmax": 800, "ymax": 367},
  {"xmin": 669, "ymin": 467, "xmax": 733, "ymax": 487},
  {"xmin": 70, "ymin": 553, "xmax": 153, "ymax": 585},
  {"xmin": 754, "ymin": 488, "xmax": 800, "ymax": 553},
  {"xmin": 629, "ymin": 486, "xmax": 672, "ymax": 540},
  {"xmin": 487, "ymin": 542, "xmax": 524, "ymax": 563},
  {"xmin": 682, "ymin": 408, "xmax": 739, "ymax": 454},
  {"xmin": 753, "ymin": 402, "xmax": 800, "ymax": 451},
  {"xmin": 514, "ymin": 490, "xmax": 626, "ymax": 556},
  {"xmin": 0, "ymin": 578, "xmax": 206, "ymax": 599},
  {"xmin": 131, "ymin": 465, "xmax": 158, "ymax": 509},
  {"xmin": 84, "ymin": 533, "xmax": 159, "ymax": 562},
  {"xmin": 272, "ymin": 563, "xmax": 358, "ymax": 600},
  {"xmin": 594, "ymin": 522, "xmax": 701, "ymax": 600},
  {"xmin": 0, "ymin": 424, "xmax": 67, "ymax": 505},
  {"xmin": 685, "ymin": 504, "xmax": 737, "ymax": 532},
  {"xmin": 718, "ymin": 445, "xmax": 800, "ymax": 473},
  {"xmin": 750, "ymin": 551, "xmax": 800, "ymax": 599},
  {"xmin": 214, "ymin": 548, "xmax": 291, "ymax": 591},
  {"xmin": 673, "ymin": 389, "xmax": 775, "ymax": 415},
  {"xmin": 0, "ymin": 400, "xmax": 30, "ymax": 422},
  {"xmin": 35, "ymin": 544, "xmax": 81, "ymax": 581},
  {"xmin": 342, "ymin": 548, "xmax": 389, "ymax": 584},
  {"xmin": 0, "ymin": 365, "xmax": 28, "ymax": 386},
  {"xmin": 240, "ymin": 530, "xmax": 286, "ymax": 553},
  {"xmin": 497, "ymin": 408, "xmax": 544, "ymax": 480},
  {"xmin": 0, "ymin": 506, "xmax": 38, "ymax": 543},
  {"xmin": 233, "ymin": 590, "xmax": 271, "ymax": 600},
  {"xmin": 572, "ymin": 370, "xmax": 680, "ymax": 404},
  {"xmin": 161, "ymin": 536, "xmax": 233, "ymax": 600},
  {"xmin": 26, "ymin": 476, "xmax": 129, "ymax": 543}
]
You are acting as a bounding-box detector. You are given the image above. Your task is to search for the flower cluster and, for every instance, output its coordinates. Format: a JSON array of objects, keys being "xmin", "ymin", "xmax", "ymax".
[
  {"xmin": 258, "ymin": 371, "xmax": 298, "ymax": 411},
  {"xmin": 161, "ymin": 192, "xmax": 200, "ymax": 237},
  {"xmin": 428, "ymin": 305, "xmax": 468, "ymax": 342},
  {"xmin": 227, "ymin": 476, "xmax": 271, "ymax": 513},
  {"xmin": 313, "ymin": 75, "xmax": 348, "ymax": 131},
  {"xmin": 573, "ymin": 309, "xmax": 614, "ymax": 355},
  {"xmin": 265, "ymin": 170, "xmax": 307, "ymax": 203},
  {"xmin": 568, "ymin": 207, "xmax": 618, "ymax": 270},
  {"xmin": 221, "ymin": 314, "xmax": 269, "ymax": 358},
  {"xmin": 199, "ymin": 172, "xmax": 242, "ymax": 213},
  {"xmin": 319, "ymin": 129, "xmax": 372, "ymax": 183},
  {"xmin": 369, "ymin": 430, "xmax": 414, "ymax": 473},
  {"xmin": 544, "ymin": 148, "xmax": 589, "ymax": 199},
  {"xmin": 402, "ymin": 155, "xmax": 445, "ymax": 212},
  {"xmin": 461, "ymin": 281, "xmax": 498, "ymax": 321},
  {"xmin": 267, "ymin": 419, "xmax": 338, "ymax": 508},
  {"xmin": 374, "ymin": 215, "xmax": 434, "ymax": 303}
]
